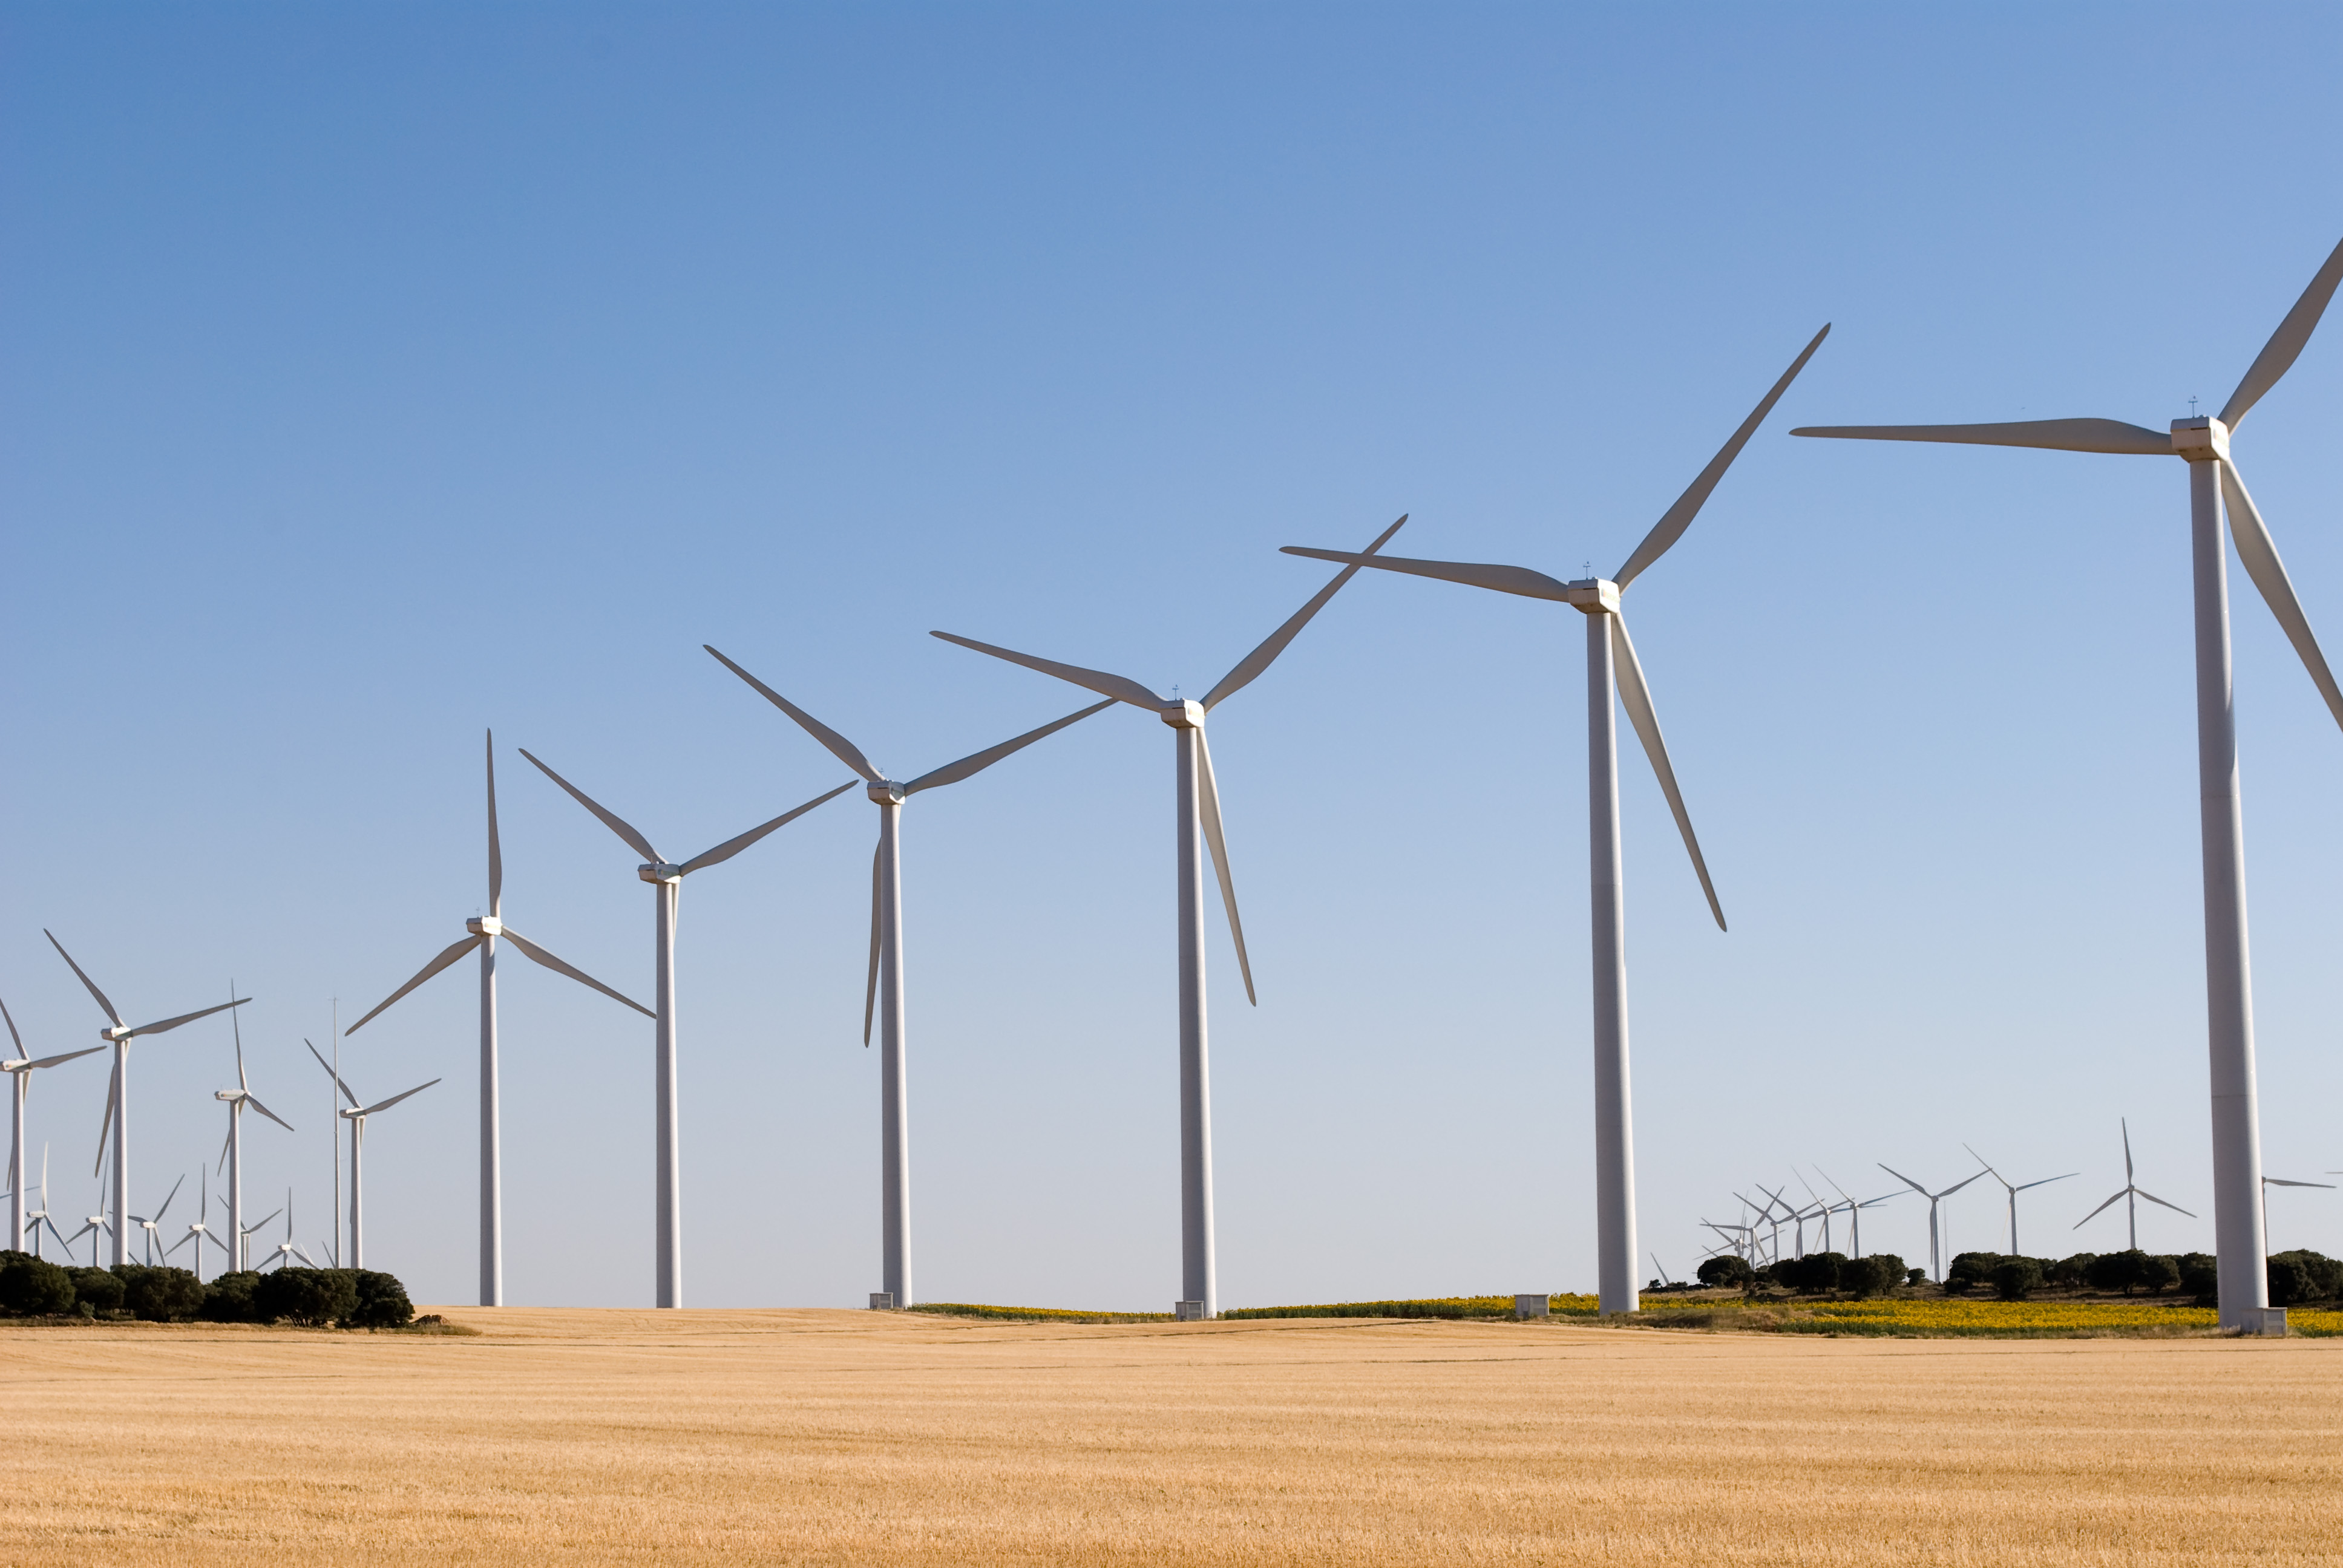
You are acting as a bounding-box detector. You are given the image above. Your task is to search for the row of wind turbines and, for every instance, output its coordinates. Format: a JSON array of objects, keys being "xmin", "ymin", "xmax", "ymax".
[{"xmin": 13, "ymin": 230, "xmax": 2342, "ymax": 1327}]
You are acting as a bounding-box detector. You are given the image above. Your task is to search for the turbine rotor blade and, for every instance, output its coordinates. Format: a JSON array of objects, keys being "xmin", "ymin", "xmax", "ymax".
[
  {"xmin": 863, "ymin": 841, "xmax": 881, "ymax": 1048},
  {"xmin": 2218, "ymin": 460, "xmax": 2343, "ymax": 733},
  {"xmin": 702, "ymin": 647, "xmax": 883, "ymax": 782},
  {"xmin": 358, "ymin": 1079, "xmax": 441, "ymax": 1116},
  {"xmin": 243, "ymin": 1097, "xmax": 295, "ymax": 1134},
  {"xmin": 1937, "ymin": 1169, "xmax": 1990, "ymax": 1198},
  {"xmin": 2221, "ymin": 233, "xmax": 2343, "ymax": 429},
  {"xmin": 487, "ymin": 729, "xmax": 503, "ymax": 918},
  {"xmin": 2011, "ymin": 1172, "xmax": 2079, "ymax": 1192},
  {"xmin": 1878, "ymin": 1164, "xmax": 1930, "ymax": 1198},
  {"xmin": 156, "ymin": 1173, "xmax": 184, "ymax": 1221},
  {"xmin": 2132, "ymin": 1188, "xmax": 2195, "ymax": 1218},
  {"xmin": 94, "ymin": 1071, "xmax": 119, "ymax": 1177},
  {"xmin": 903, "ymin": 699, "xmax": 1118, "ymax": 795},
  {"xmin": 346, "ymin": 936, "xmax": 483, "ymax": 1034},
  {"xmin": 28, "ymin": 1046, "xmax": 104, "ymax": 1072},
  {"xmin": 0, "ymin": 994, "xmax": 19, "ymax": 1053},
  {"xmin": 499, "ymin": 928, "xmax": 654, "ymax": 1018},
  {"xmin": 2122, "ymin": 1119, "xmax": 2134, "ymax": 1182},
  {"xmin": 926, "ymin": 633, "xmax": 1162, "ymax": 711},
  {"xmin": 1195, "ymin": 731, "xmax": 1256, "ymax": 1006},
  {"xmin": 677, "ymin": 780, "xmax": 857, "ymax": 875},
  {"xmin": 1616, "ymin": 324, "xmax": 1830, "ymax": 589},
  {"xmin": 1789, "ymin": 418, "xmax": 2172, "ymax": 456},
  {"xmin": 1609, "ymin": 612, "xmax": 1725, "ymax": 930},
  {"xmin": 304, "ymin": 1038, "xmax": 361, "ymax": 1108},
  {"xmin": 2264, "ymin": 1177, "xmax": 2336, "ymax": 1189},
  {"xmin": 517, "ymin": 749, "xmax": 662, "ymax": 864},
  {"xmin": 1203, "ymin": 513, "xmax": 1409, "ymax": 710},
  {"xmin": 1276, "ymin": 548, "xmax": 1574, "ymax": 602},
  {"xmin": 125, "ymin": 998, "xmax": 248, "ymax": 1039},
  {"xmin": 2073, "ymin": 1191, "xmax": 2127, "ymax": 1228},
  {"xmin": 44, "ymin": 932, "xmax": 125, "ymax": 1028}
]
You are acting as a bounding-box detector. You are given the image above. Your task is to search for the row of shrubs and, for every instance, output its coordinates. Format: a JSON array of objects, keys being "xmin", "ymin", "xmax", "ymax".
[
  {"xmin": 1698, "ymin": 1252, "xmax": 1912, "ymax": 1296},
  {"xmin": 1696, "ymin": 1246, "xmax": 2343, "ymax": 1305},
  {"xmin": 0, "ymin": 1252, "xmax": 413, "ymax": 1328}
]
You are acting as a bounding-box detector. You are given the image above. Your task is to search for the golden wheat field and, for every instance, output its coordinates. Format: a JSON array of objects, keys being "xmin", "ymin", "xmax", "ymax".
[{"xmin": 4, "ymin": 1305, "xmax": 2339, "ymax": 1566}]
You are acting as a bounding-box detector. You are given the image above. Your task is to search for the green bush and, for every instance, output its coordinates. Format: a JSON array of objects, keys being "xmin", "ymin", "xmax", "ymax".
[
  {"xmin": 1945, "ymin": 1252, "xmax": 2007, "ymax": 1295},
  {"xmin": 1838, "ymin": 1256, "xmax": 1890, "ymax": 1298},
  {"xmin": 2047, "ymin": 1252, "xmax": 2097, "ymax": 1287},
  {"xmin": 2177, "ymin": 1252, "xmax": 2218, "ymax": 1301},
  {"xmin": 0, "ymin": 1251, "xmax": 77, "ymax": 1316},
  {"xmin": 2267, "ymin": 1250, "xmax": 2343, "ymax": 1307},
  {"xmin": 1777, "ymin": 1252, "xmax": 1847, "ymax": 1294},
  {"xmin": 1697, "ymin": 1255, "xmax": 1754, "ymax": 1288},
  {"xmin": 1990, "ymin": 1259, "xmax": 2045, "ymax": 1301},
  {"xmin": 1905, "ymin": 1267, "xmax": 1927, "ymax": 1288},
  {"xmin": 198, "ymin": 1270, "xmax": 264, "ymax": 1323},
  {"xmin": 252, "ymin": 1267, "xmax": 359, "ymax": 1327},
  {"xmin": 2138, "ymin": 1254, "xmax": 2180, "ymax": 1295},
  {"xmin": 66, "ymin": 1265, "xmax": 125, "ymax": 1313},
  {"xmin": 2086, "ymin": 1249, "xmax": 2147, "ymax": 1294},
  {"xmin": 114, "ymin": 1264, "xmax": 206, "ymax": 1322},
  {"xmin": 346, "ymin": 1270, "xmax": 414, "ymax": 1329}
]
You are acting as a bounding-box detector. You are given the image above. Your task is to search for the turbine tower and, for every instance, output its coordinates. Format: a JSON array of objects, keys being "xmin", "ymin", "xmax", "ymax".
[
  {"xmin": 306, "ymin": 1039, "xmax": 439, "ymax": 1271},
  {"xmin": 932, "ymin": 514, "xmax": 1407, "ymax": 1318},
  {"xmin": 704, "ymin": 645, "xmax": 1112, "ymax": 1310},
  {"xmin": 1283, "ymin": 328, "xmax": 1830, "ymax": 1313},
  {"xmin": 214, "ymin": 998, "xmax": 294, "ymax": 1275},
  {"xmin": 2073, "ymin": 1119, "xmax": 2195, "ymax": 1252},
  {"xmin": 519, "ymin": 748, "xmax": 855, "ymax": 1308},
  {"xmin": 1794, "ymin": 235, "xmax": 2343, "ymax": 1330},
  {"xmin": 3, "ymin": 995, "xmax": 102, "ymax": 1252},
  {"xmin": 44, "ymin": 931, "xmax": 246, "ymax": 1266},
  {"xmin": 1962, "ymin": 1144, "xmax": 2077, "ymax": 1256},
  {"xmin": 1879, "ymin": 1163, "xmax": 1988, "ymax": 1282},
  {"xmin": 346, "ymin": 731, "xmax": 654, "ymax": 1307}
]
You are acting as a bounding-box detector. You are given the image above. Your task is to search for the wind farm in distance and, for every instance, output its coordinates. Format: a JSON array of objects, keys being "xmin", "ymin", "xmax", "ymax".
[{"xmin": 10, "ymin": 8, "xmax": 2343, "ymax": 1565}]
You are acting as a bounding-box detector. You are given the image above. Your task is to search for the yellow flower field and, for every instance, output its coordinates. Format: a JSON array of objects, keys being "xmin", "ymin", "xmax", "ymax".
[{"xmin": 1619, "ymin": 1296, "xmax": 2343, "ymax": 1336}]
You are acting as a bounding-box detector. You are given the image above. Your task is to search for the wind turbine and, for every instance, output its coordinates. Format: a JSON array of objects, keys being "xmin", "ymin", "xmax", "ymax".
[
  {"xmin": 2259, "ymin": 1174, "xmax": 2333, "ymax": 1256},
  {"xmin": 2073, "ymin": 1119, "xmax": 2195, "ymax": 1252},
  {"xmin": 256, "ymin": 1191, "xmax": 316, "ymax": 1272},
  {"xmin": 214, "ymin": 997, "xmax": 294, "ymax": 1278},
  {"xmin": 1794, "ymin": 236, "xmax": 2343, "ymax": 1330},
  {"xmin": 519, "ymin": 750, "xmax": 855, "ymax": 1308},
  {"xmin": 43, "ymin": 932, "xmax": 247, "ymax": 1266},
  {"xmin": 1814, "ymin": 1165, "xmax": 1901, "ymax": 1261},
  {"xmin": 305, "ymin": 1039, "xmax": 438, "ymax": 1271},
  {"xmin": 1962, "ymin": 1144, "xmax": 2078, "ymax": 1256},
  {"xmin": 235, "ymin": 1203, "xmax": 283, "ymax": 1273},
  {"xmin": 3, "ymin": 995, "xmax": 103, "ymax": 1250},
  {"xmin": 1879, "ymin": 1163, "xmax": 1988, "ymax": 1282},
  {"xmin": 128, "ymin": 1173, "xmax": 185, "ymax": 1266},
  {"xmin": 703, "ymin": 647, "xmax": 1113, "ymax": 1310},
  {"xmin": 22, "ymin": 1145, "xmax": 57, "ymax": 1259},
  {"xmin": 166, "ymin": 1169, "xmax": 220, "ymax": 1279},
  {"xmin": 1285, "ymin": 330, "xmax": 1830, "ymax": 1314},
  {"xmin": 346, "ymin": 730, "xmax": 655, "ymax": 1307},
  {"xmin": 931, "ymin": 514, "xmax": 1409, "ymax": 1318}
]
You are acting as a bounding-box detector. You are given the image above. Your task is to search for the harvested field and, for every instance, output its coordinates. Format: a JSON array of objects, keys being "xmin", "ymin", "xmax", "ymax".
[{"xmin": 2, "ymin": 1305, "xmax": 2338, "ymax": 1565}]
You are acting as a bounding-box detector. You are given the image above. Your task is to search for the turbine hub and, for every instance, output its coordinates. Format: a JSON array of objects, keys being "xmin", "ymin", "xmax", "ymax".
[
  {"xmin": 100, "ymin": 1027, "xmax": 128, "ymax": 1042},
  {"xmin": 867, "ymin": 780, "xmax": 906, "ymax": 805},
  {"xmin": 638, "ymin": 862, "xmax": 684, "ymax": 883},
  {"xmin": 1159, "ymin": 699, "xmax": 1206, "ymax": 730},
  {"xmin": 2171, "ymin": 416, "xmax": 2230, "ymax": 463},
  {"xmin": 468, "ymin": 916, "xmax": 504, "ymax": 938},
  {"xmin": 1565, "ymin": 578, "xmax": 1621, "ymax": 615}
]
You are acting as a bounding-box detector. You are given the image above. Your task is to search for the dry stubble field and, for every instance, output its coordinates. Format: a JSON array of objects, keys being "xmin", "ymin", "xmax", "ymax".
[{"xmin": 3, "ymin": 1305, "xmax": 2339, "ymax": 1566}]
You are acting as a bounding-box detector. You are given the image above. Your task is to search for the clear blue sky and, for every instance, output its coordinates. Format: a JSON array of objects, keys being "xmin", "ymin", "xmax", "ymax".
[{"xmin": 6, "ymin": 4, "xmax": 2342, "ymax": 1306}]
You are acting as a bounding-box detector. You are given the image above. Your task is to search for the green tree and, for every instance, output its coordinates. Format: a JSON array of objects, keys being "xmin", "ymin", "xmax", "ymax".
[
  {"xmin": 2047, "ymin": 1253, "xmax": 2097, "ymax": 1287},
  {"xmin": 2176, "ymin": 1253, "xmax": 2218, "ymax": 1301},
  {"xmin": 200, "ymin": 1271, "xmax": 263, "ymax": 1323},
  {"xmin": 254, "ymin": 1267, "xmax": 358, "ymax": 1327},
  {"xmin": 1838, "ymin": 1256, "xmax": 1890, "ymax": 1298},
  {"xmin": 2138, "ymin": 1254, "xmax": 2180, "ymax": 1295},
  {"xmin": 0, "ymin": 1251, "xmax": 77, "ymax": 1316},
  {"xmin": 1990, "ymin": 1259, "xmax": 2045, "ymax": 1301},
  {"xmin": 1696, "ymin": 1255, "xmax": 1753, "ymax": 1289},
  {"xmin": 346, "ymin": 1270, "xmax": 414, "ymax": 1329},
  {"xmin": 1944, "ymin": 1252, "xmax": 2006, "ymax": 1295},
  {"xmin": 67, "ymin": 1265, "xmax": 125, "ymax": 1314},
  {"xmin": 116, "ymin": 1264, "xmax": 206, "ymax": 1322},
  {"xmin": 2086, "ymin": 1250, "xmax": 2147, "ymax": 1295}
]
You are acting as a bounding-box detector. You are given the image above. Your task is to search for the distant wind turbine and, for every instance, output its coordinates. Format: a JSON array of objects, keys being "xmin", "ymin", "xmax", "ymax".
[
  {"xmin": 519, "ymin": 748, "xmax": 855, "ymax": 1307},
  {"xmin": 1813, "ymin": 1165, "xmax": 1901, "ymax": 1261},
  {"xmin": 704, "ymin": 645, "xmax": 1112, "ymax": 1310},
  {"xmin": 214, "ymin": 996, "xmax": 293, "ymax": 1278},
  {"xmin": 165, "ymin": 1169, "xmax": 221, "ymax": 1280},
  {"xmin": 1964, "ymin": 1144, "xmax": 2078, "ymax": 1256},
  {"xmin": 306, "ymin": 1039, "xmax": 439, "ymax": 1271},
  {"xmin": 1879, "ymin": 1163, "xmax": 1988, "ymax": 1282},
  {"xmin": 255, "ymin": 1191, "xmax": 316, "ymax": 1272},
  {"xmin": 2073, "ymin": 1120, "xmax": 2195, "ymax": 1251},
  {"xmin": 3, "ymin": 995, "xmax": 102, "ymax": 1252},
  {"xmin": 2260, "ymin": 1174, "xmax": 2335, "ymax": 1256},
  {"xmin": 931, "ymin": 514, "xmax": 1407, "ymax": 1318},
  {"xmin": 128, "ymin": 1173, "xmax": 185, "ymax": 1266}
]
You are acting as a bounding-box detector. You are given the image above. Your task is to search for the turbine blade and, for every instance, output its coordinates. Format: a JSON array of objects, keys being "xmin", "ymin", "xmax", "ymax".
[
  {"xmin": 156, "ymin": 1173, "xmax": 183, "ymax": 1222},
  {"xmin": 359, "ymin": 1078, "xmax": 441, "ymax": 1116},
  {"xmin": 703, "ymin": 646, "xmax": 883, "ymax": 782},
  {"xmin": 304, "ymin": 1039, "xmax": 361, "ymax": 1107},
  {"xmin": 1195, "ymin": 731, "xmax": 1256, "ymax": 1006},
  {"xmin": 1276, "ymin": 548, "xmax": 1575, "ymax": 603},
  {"xmin": 94, "ymin": 1071, "xmax": 117, "ymax": 1177},
  {"xmin": 2122, "ymin": 1119, "xmax": 2134, "ymax": 1182},
  {"xmin": 1203, "ymin": 513, "xmax": 1409, "ymax": 710},
  {"xmin": 487, "ymin": 729, "xmax": 503, "ymax": 918},
  {"xmin": 2073, "ymin": 1190, "xmax": 2127, "ymax": 1228},
  {"xmin": 1878, "ymin": 1164, "xmax": 1930, "ymax": 1198},
  {"xmin": 903, "ymin": 699, "xmax": 1118, "ymax": 795},
  {"xmin": 863, "ymin": 841, "xmax": 881, "ymax": 1047},
  {"xmin": 517, "ymin": 749, "xmax": 662, "ymax": 864},
  {"xmin": 677, "ymin": 780, "xmax": 857, "ymax": 875},
  {"xmin": 1789, "ymin": 418, "xmax": 2172, "ymax": 456},
  {"xmin": 2132, "ymin": 1188, "xmax": 2195, "ymax": 1218},
  {"xmin": 499, "ymin": 928, "xmax": 655, "ymax": 1018},
  {"xmin": 0, "ymin": 993, "xmax": 18, "ymax": 1053},
  {"xmin": 346, "ymin": 936, "xmax": 485, "ymax": 1034},
  {"xmin": 231, "ymin": 983, "xmax": 247, "ymax": 1091},
  {"xmin": 217, "ymin": 1126, "xmax": 231, "ymax": 1176},
  {"xmin": 292, "ymin": 1246, "xmax": 318, "ymax": 1267},
  {"xmin": 1937, "ymin": 1169, "xmax": 1990, "ymax": 1198},
  {"xmin": 44, "ymin": 932, "xmax": 125, "ymax": 1028},
  {"xmin": 1615, "ymin": 324, "xmax": 1830, "ymax": 589},
  {"xmin": 1961, "ymin": 1144, "xmax": 2008, "ymax": 1186},
  {"xmin": 927, "ymin": 632, "xmax": 1163, "ymax": 711},
  {"xmin": 243, "ymin": 1097, "xmax": 295, "ymax": 1134},
  {"xmin": 2012, "ymin": 1172, "xmax": 2079, "ymax": 1191},
  {"xmin": 1609, "ymin": 612, "xmax": 1725, "ymax": 930},
  {"xmin": 2221, "ymin": 234, "xmax": 2343, "ymax": 429},
  {"xmin": 2218, "ymin": 460, "xmax": 2343, "ymax": 733},
  {"xmin": 28, "ymin": 1046, "xmax": 104, "ymax": 1072},
  {"xmin": 125, "ymin": 998, "xmax": 247, "ymax": 1039},
  {"xmin": 2263, "ymin": 1177, "xmax": 2337, "ymax": 1189}
]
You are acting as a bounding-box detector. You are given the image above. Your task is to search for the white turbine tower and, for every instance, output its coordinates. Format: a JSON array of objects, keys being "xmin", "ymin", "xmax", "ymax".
[
  {"xmin": 22, "ymin": 1146, "xmax": 58, "ymax": 1260},
  {"xmin": 519, "ymin": 749, "xmax": 855, "ymax": 1308},
  {"xmin": 128, "ymin": 1174, "xmax": 185, "ymax": 1266},
  {"xmin": 257, "ymin": 1191, "xmax": 317, "ymax": 1272},
  {"xmin": 3, "ymin": 995, "xmax": 102, "ymax": 1252},
  {"xmin": 931, "ymin": 515, "xmax": 1409, "ymax": 1318},
  {"xmin": 2261, "ymin": 1175, "xmax": 2335, "ymax": 1256},
  {"xmin": 1879, "ymin": 1163, "xmax": 1988, "ymax": 1283},
  {"xmin": 346, "ymin": 731, "xmax": 654, "ymax": 1306},
  {"xmin": 1962, "ymin": 1144, "xmax": 2077, "ymax": 1257},
  {"xmin": 166, "ymin": 1169, "xmax": 221, "ymax": 1279},
  {"xmin": 305, "ymin": 1039, "xmax": 439, "ymax": 1272},
  {"xmin": 1284, "ymin": 330, "xmax": 1830, "ymax": 1313},
  {"xmin": 214, "ymin": 999, "xmax": 294, "ymax": 1277},
  {"xmin": 704, "ymin": 646, "xmax": 1113, "ymax": 1310},
  {"xmin": 44, "ymin": 932, "xmax": 247, "ymax": 1267},
  {"xmin": 2073, "ymin": 1119, "xmax": 2195, "ymax": 1253},
  {"xmin": 1794, "ymin": 235, "xmax": 2343, "ymax": 1330}
]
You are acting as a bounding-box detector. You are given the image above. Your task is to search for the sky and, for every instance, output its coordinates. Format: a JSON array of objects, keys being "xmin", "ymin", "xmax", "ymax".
[{"xmin": 5, "ymin": 3, "xmax": 2342, "ymax": 1309}]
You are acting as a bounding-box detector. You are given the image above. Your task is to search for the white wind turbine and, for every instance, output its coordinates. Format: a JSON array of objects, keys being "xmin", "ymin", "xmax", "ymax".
[
  {"xmin": 519, "ymin": 749, "xmax": 856, "ymax": 1308},
  {"xmin": 235, "ymin": 1202, "xmax": 282, "ymax": 1273},
  {"xmin": 1285, "ymin": 329, "xmax": 1830, "ymax": 1313},
  {"xmin": 128, "ymin": 1173, "xmax": 185, "ymax": 1266},
  {"xmin": 346, "ymin": 731, "xmax": 654, "ymax": 1306},
  {"xmin": 256, "ymin": 1191, "xmax": 317, "ymax": 1272},
  {"xmin": 704, "ymin": 645, "xmax": 1114, "ymax": 1310},
  {"xmin": 1963, "ymin": 1143, "xmax": 2077, "ymax": 1257},
  {"xmin": 165, "ymin": 1169, "xmax": 221, "ymax": 1279},
  {"xmin": 306, "ymin": 1039, "xmax": 439, "ymax": 1272},
  {"xmin": 213, "ymin": 996, "xmax": 294, "ymax": 1276},
  {"xmin": 3, "ymin": 995, "xmax": 103, "ymax": 1252},
  {"xmin": 932, "ymin": 515, "xmax": 1409, "ymax": 1318},
  {"xmin": 43, "ymin": 932, "xmax": 248, "ymax": 1267},
  {"xmin": 2261, "ymin": 1174, "xmax": 2335, "ymax": 1256},
  {"xmin": 1879, "ymin": 1163, "xmax": 1988, "ymax": 1283},
  {"xmin": 1794, "ymin": 235, "xmax": 2343, "ymax": 1330},
  {"xmin": 2073, "ymin": 1119, "xmax": 2195, "ymax": 1253},
  {"xmin": 1813, "ymin": 1165, "xmax": 1901, "ymax": 1262},
  {"xmin": 22, "ymin": 1145, "xmax": 59, "ymax": 1259}
]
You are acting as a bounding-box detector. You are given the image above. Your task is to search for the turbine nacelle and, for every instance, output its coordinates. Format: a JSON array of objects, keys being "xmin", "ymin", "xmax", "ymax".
[
  {"xmin": 465, "ymin": 916, "xmax": 505, "ymax": 938},
  {"xmin": 2171, "ymin": 416, "xmax": 2231, "ymax": 463},
  {"xmin": 636, "ymin": 861, "xmax": 686, "ymax": 884},
  {"xmin": 1157, "ymin": 699, "xmax": 1207, "ymax": 730},
  {"xmin": 865, "ymin": 780, "xmax": 907, "ymax": 805},
  {"xmin": 1565, "ymin": 578, "xmax": 1622, "ymax": 615}
]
